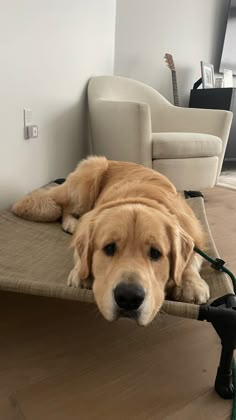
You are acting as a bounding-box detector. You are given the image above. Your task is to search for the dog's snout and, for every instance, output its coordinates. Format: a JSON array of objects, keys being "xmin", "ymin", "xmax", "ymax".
[{"xmin": 114, "ymin": 282, "xmax": 145, "ymax": 311}]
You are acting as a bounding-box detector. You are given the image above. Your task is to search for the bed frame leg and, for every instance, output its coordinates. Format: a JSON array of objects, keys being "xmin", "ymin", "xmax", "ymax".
[
  {"xmin": 215, "ymin": 344, "xmax": 234, "ymax": 399},
  {"xmin": 199, "ymin": 294, "xmax": 236, "ymax": 399}
]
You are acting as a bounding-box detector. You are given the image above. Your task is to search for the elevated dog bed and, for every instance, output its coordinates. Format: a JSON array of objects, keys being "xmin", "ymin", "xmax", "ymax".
[{"xmin": 1, "ymin": 185, "xmax": 236, "ymax": 400}]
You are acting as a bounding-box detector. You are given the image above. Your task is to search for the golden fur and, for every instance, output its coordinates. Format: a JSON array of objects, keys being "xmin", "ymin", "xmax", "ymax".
[{"xmin": 12, "ymin": 157, "xmax": 209, "ymax": 325}]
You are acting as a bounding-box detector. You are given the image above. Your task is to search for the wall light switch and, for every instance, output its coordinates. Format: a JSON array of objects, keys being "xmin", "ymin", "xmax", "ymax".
[
  {"xmin": 24, "ymin": 108, "xmax": 32, "ymax": 127},
  {"xmin": 23, "ymin": 109, "xmax": 39, "ymax": 139}
]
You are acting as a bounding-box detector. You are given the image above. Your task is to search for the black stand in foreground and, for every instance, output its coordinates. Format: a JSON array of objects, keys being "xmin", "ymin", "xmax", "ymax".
[
  {"xmin": 184, "ymin": 190, "xmax": 236, "ymax": 399},
  {"xmin": 199, "ymin": 294, "xmax": 236, "ymax": 399}
]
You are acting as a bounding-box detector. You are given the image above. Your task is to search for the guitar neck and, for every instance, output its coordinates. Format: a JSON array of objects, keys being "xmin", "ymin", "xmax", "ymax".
[{"xmin": 171, "ymin": 70, "xmax": 179, "ymax": 106}]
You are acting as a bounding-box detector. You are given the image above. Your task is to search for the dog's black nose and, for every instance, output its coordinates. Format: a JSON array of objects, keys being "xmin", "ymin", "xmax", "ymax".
[{"xmin": 114, "ymin": 283, "xmax": 145, "ymax": 311}]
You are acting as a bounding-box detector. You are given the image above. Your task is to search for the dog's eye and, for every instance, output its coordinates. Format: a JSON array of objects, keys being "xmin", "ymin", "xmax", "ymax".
[
  {"xmin": 149, "ymin": 247, "xmax": 161, "ymax": 261},
  {"xmin": 103, "ymin": 242, "xmax": 117, "ymax": 256}
]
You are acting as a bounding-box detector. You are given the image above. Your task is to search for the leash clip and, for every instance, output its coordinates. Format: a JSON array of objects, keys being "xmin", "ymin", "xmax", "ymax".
[{"xmin": 211, "ymin": 258, "xmax": 226, "ymax": 271}]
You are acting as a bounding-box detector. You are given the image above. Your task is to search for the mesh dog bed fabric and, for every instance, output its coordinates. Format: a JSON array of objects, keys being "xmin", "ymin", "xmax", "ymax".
[{"xmin": 0, "ymin": 189, "xmax": 233, "ymax": 319}]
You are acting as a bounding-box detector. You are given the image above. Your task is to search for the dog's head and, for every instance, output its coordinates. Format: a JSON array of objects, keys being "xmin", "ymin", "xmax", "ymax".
[{"xmin": 72, "ymin": 202, "xmax": 194, "ymax": 326}]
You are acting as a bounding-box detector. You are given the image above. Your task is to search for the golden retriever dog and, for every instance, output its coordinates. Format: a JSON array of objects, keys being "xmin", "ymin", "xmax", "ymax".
[{"xmin": 12, "ymin": 156, "xmax": 209, "ymax": 325}]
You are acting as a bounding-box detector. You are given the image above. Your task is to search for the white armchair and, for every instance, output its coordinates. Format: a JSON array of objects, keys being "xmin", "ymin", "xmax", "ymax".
[{"xmin": 88, "ymin": 75, "xmax": 233, "ymax": 191}]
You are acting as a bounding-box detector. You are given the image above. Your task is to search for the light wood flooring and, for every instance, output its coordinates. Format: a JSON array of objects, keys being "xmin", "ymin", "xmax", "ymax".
[
  {"xmin": 219, "ymin": 161, "xmax": 236, "ymax": 189},
  {"xmin": 0, "ymin": 186, "xmax": 236, "ymax": 420}
]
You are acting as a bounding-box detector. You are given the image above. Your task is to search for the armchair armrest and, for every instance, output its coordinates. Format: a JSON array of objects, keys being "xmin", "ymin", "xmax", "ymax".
[
  {"xmin": 157, "ymin": 105, "xmax": 233, "ymax": 179},
  {"xmin": 89, "ymin": 99, "xmax": 152, "ymax": 167},
  {"xmin": 159, "ymin": 106, "xmax": 232, "ymax": 140}
]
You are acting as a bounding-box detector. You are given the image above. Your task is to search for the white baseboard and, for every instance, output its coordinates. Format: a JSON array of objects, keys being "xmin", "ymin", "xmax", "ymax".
[{"xmin": 217, "ymin": 182, "xmax": 236, "ymax": 191}]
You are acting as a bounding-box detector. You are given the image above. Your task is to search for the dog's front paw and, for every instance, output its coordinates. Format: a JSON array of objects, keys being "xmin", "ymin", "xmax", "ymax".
[
  {"xmin": 67, "ymin": 269, "xmax": 93, "ymax": 289},
  {"xmin": 67, "ymin": 267, "xmax": 81, "ymax": 288},
  {"xmin": 62, "ymin": 216, "xmax": 79, "ymax": 235},
  {"xmin": 171, "ymin": 276, "xmax": 210, "ymax": 304}
]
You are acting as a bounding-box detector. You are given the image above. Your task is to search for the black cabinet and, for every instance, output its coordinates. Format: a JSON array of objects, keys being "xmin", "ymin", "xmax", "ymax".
[{"xmin": 189, "ymin": 88, "xmax": 236, "ymax": 160}]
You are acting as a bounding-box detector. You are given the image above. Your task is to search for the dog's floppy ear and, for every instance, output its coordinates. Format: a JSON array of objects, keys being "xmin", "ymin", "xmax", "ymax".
[
  {"xmin": 71, "ymin": 211, "xmax": 95, "ymax": 281},
  {"xmin": 169, "ymin": 225, "xmax": 194, "ymax": 285}
]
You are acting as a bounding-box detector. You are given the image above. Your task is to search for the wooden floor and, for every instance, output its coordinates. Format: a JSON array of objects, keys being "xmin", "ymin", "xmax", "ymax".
[{"xmin": 1, "ymin": 186, "xmax": 236, "ymax": 420}]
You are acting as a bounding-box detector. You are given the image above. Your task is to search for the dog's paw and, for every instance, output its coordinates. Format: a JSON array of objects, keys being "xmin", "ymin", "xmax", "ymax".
[
  {"xmin": 62, "ymin": 216, "xmax": 78, "ymax": 235},
  {"xmin": 171, "ymin": 276, "xmax": 210, "ymax": 304},
  {"xmin": 67, "ymin": 267, "xmax": 81, "ymax": 288},
  {"xmin": 67, "ymin": 269, "xmax": 93, "ymax": 290}
]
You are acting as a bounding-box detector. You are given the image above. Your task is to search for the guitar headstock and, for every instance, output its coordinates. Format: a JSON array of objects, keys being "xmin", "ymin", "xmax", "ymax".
[{"xmin": 164, "ymin": 53, "xmax": 176, "ymax": 71}]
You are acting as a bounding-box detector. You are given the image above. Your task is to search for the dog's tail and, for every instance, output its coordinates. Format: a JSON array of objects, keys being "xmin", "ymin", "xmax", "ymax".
[{"xmin": 12, "ymin": 185, "xmax": 66, "ymax": 222}]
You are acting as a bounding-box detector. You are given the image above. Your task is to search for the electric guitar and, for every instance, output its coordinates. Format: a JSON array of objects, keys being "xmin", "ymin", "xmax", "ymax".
[{"xmin": 164, "ymin": 53, "xmax": 180, "ymax": 106}]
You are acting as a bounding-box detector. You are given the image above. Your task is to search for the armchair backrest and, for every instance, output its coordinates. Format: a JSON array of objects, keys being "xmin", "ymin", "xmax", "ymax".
[{"xmin": 88, "ymin": 75, "xmax": 171, "ymax": 131}]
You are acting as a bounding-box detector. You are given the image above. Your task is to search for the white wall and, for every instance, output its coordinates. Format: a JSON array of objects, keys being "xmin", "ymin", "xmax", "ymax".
[
  {"xmin": 0, "ymin": 0, "xmax": 116, "ymax": 208},
  {"xmin": 114, "ymin": 0, "xmax": 231, "ymax": 105}
]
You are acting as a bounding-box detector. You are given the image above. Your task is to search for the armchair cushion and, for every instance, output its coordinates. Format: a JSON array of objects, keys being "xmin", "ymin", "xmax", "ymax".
[{"xmin": 152, "ymin": 132, "xmax": 222, "ymax": 159}]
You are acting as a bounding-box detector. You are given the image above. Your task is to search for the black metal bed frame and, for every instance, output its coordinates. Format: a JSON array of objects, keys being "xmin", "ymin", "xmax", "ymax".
[
  {"xmin": 199, "ymin": 294, "xmax": 236, "ymax": 399},
  {"xmin": 184, "ymin": 190, "xmax": 236, "ymax": 399}
]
